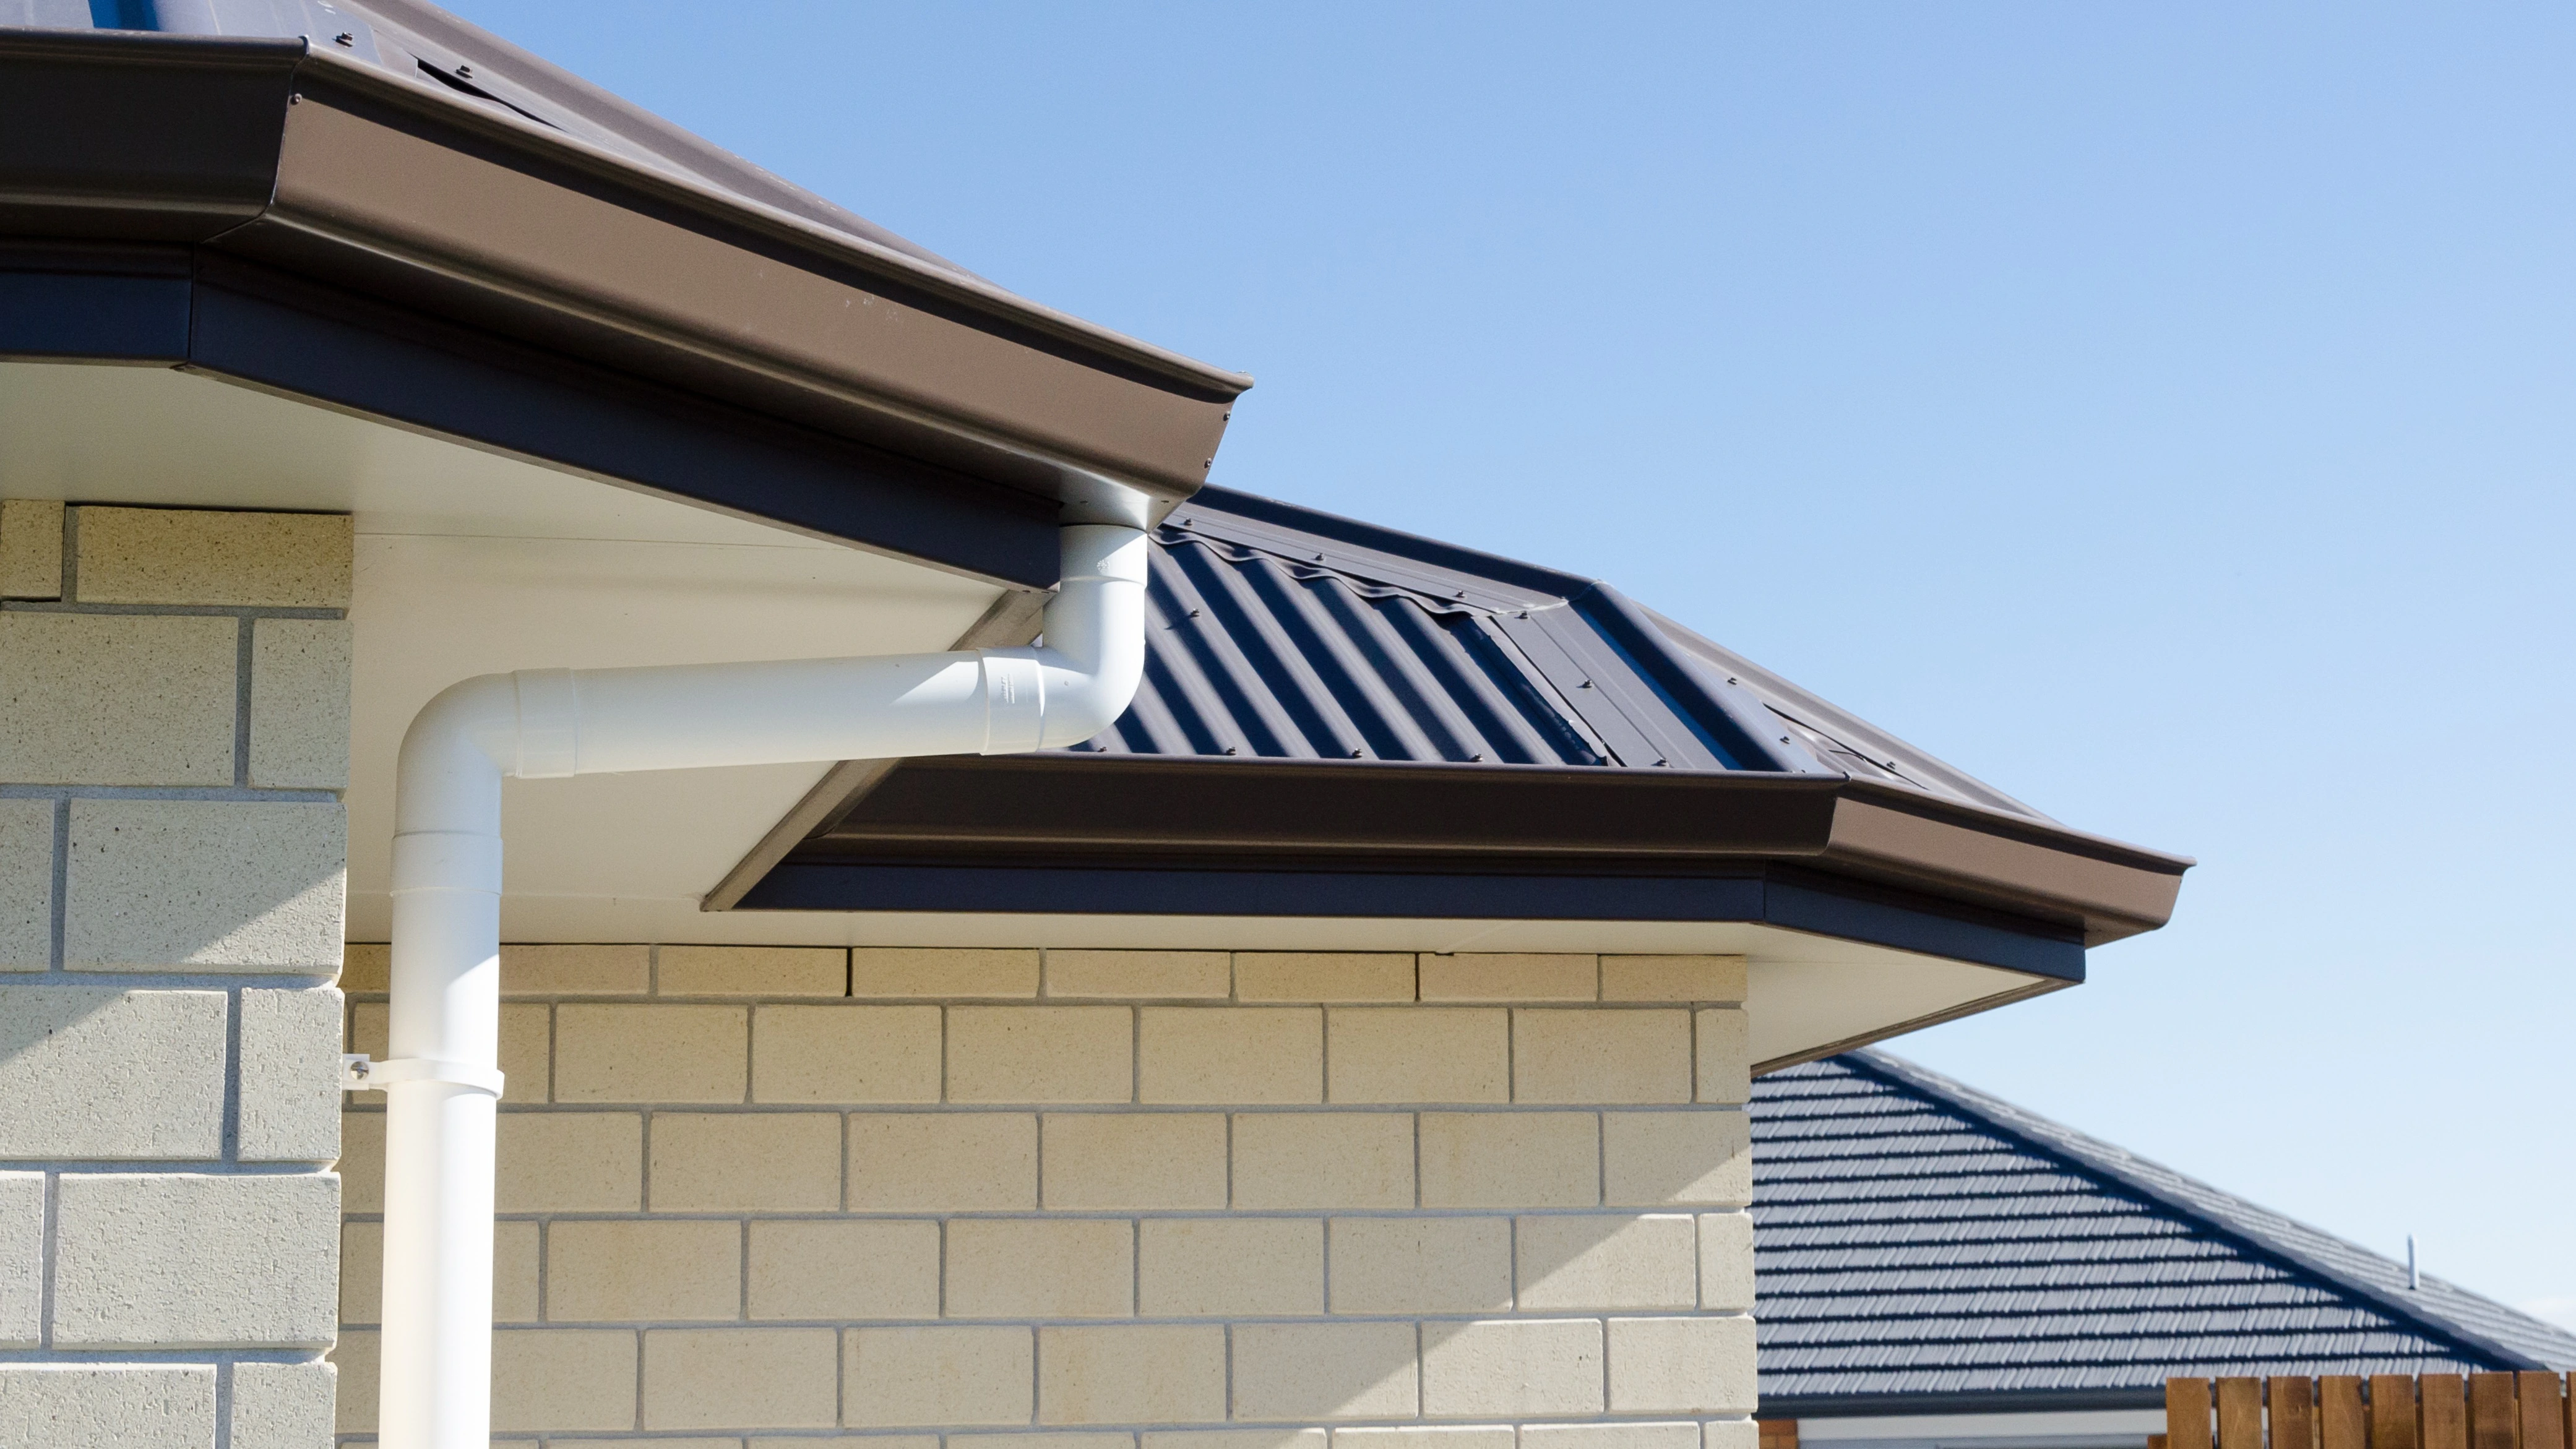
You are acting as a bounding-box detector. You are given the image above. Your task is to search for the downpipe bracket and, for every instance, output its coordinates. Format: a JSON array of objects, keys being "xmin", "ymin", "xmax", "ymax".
[{"xmin": 342, "ymin": 1054, "xmax": 506, "ymax": 1097}]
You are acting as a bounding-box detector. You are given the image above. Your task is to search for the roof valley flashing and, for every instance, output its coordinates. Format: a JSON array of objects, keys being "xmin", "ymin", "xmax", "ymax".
[
  {"xmin": 737, "ymin": 485, "xmax": 2192, "ymax": 994},
  {"xmin": 0, "ymin": 14, "xmax": 1252, "ymax": 585}
]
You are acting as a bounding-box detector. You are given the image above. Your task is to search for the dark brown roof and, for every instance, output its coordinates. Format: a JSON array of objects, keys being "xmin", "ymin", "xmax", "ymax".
[
  {"xmin": 735, "ymin": 488, "xmax": 2191, "ymax": 976},
  {"xmin": 0, "ymin": 1, "xmax": 1251, "ymax": 533}
]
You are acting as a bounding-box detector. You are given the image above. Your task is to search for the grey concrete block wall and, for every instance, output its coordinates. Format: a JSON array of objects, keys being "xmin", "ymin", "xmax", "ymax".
[
  {"xmin": 0, "ymin": 987, "xmax": 228, "ymax": 1158},
  {"xmin": 232, "ymin": 1361, "xmax": 341, "ymax": 1449},
  {"xmin": 64, "ymin": 800, "xmax": 347, "ymax": 971},
  {"xmin": 0, "ymin": 1365, "xmax": 217, "ymax": 1449},
  {"xmin": 0, "ymin": 613, "xmax": 239, "ymax": 785},
  {"xmin": 52, "ymin": 1174, "xmax": 342, "ymax": 1348},
  {"xmin": 241, "ymin": 987, "xmax": 353, "ymax": 1162},
  {"xmin": 0, "ymin": 501, "xmax": 352, "ymax": 1447},
  {"xmin": 0, "ymin": 1172, "xmax": 40, "ymax": 1347},
  {"xmin": 249, "ymin": 619, "xmax": 356, "ymax": 789},
  {"xmin": 0, "ymin": 797, "xmax": 52, "ymax": 969}
]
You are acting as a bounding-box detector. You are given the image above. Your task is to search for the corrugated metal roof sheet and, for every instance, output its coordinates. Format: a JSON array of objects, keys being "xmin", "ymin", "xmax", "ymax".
[
  {"xmin": 1080, "ymin": 528, "xmax": 1609, "ymax": 767},
  {"xmin": 1752, "ymin": 1052, "xmax": 2576, "ymax": 1411},
  {"xmin": 1069, "ymin": 487, "xmax": 2054, "ymax": 825}
]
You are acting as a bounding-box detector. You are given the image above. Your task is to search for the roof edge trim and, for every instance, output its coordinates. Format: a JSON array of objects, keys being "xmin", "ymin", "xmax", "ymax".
[
  {"xmin": 0, "ymin": 26, "xmax": 1246, "ymax": 509},
  {"xmin": 283, "ymin": 42, "xmax": 1254, "ymax": 398}
]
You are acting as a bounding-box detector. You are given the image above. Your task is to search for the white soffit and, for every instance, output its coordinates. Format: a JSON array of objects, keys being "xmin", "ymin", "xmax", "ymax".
[
  {"xmin": 0, "ymin": 362, "xmax": 2061, "ymax": 1067},
  {"xmin": 347, "ymin": 532, "xmax": 997, "ymax": 939},
  {"xmin": 0, "ymin": 362, "xmax": 1006, "ymax": 937}
]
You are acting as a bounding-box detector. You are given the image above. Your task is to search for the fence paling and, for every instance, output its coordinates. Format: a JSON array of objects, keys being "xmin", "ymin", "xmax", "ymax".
[
  {"xmin": 2525, "ymin": 1372, "xmax": 2572, "ymax": 1449},
  {"xmin": 2166, "ymin": 1373, "xmax": 2576, "ymax": 1449},
  {"xmin": 2275, "ymin": 1376, "xmax": 2317, "ymax": 1449},
  {"xmin": 2474, "ymin": 1376, "xmax": 2520, "ymax": 1449}
]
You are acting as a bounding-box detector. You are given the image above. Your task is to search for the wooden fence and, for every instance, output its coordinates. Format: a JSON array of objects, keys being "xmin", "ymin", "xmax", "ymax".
[{"xmin": 2159, "ymin": 1375, "xmax": 2576, "ymax": 1449}]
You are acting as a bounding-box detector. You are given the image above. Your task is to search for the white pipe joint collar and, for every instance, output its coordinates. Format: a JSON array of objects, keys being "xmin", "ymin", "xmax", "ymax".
[
  {"xmin": 388, "ymin": 832, "xmax": 503, "ymax": 895},
  {"xmin": 978, "ymin": 651, "xmax": 1046, "ymax": 754},
  {"xmin": 976, "ymin": 522, "xmax": 1147, "ymax": 754}
]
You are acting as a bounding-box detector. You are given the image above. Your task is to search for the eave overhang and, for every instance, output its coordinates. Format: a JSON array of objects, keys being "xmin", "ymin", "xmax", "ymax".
[
  {"xmin": 0, "ymin": 28, "xmax": 1252, "ymax": 584},
  {"xmin": 733, "ymin": 752, "xmax": 2190, "ymax": 979}
]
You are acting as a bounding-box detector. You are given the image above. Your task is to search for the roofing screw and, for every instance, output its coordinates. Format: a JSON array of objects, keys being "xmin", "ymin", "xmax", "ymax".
[
  {"xmin": 1727, "ymin": 676, "xmax": 1740, "ymax": 686},
  {"xmin": 1188, "ymin": 609, "xmax": 1200, "ymax": 617},
  {"xmin": 1655, "ymin": 759, "xmax": 1669, "ymax": 767},
  {"xmin": 1225, "ymin": 747, "xmax": 1237, "ymax": 755},
  {"xmin": 1779, "ymin": 736, "xmax": 1791, "ymax": 744},
  {"xmin": 334, "ymin": 31, "xmax": 353, "ymax": 45},
  {"xmin": 1350, "ymin": 749, "xmax": 1363, "ymax": 758},
  {"xmin": 1471, "ymin": 753, "xmax": 1484, "ymax": 761},
  {"xmin": 1578, "ymin": 680, "xmax": 1592, "ymax": 689}
]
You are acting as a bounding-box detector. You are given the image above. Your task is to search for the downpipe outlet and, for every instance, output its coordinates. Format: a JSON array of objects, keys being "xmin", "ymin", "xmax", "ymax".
[{"xmin": 366, "ymin": 501, "xmax": 1148, "ymax": 1449}]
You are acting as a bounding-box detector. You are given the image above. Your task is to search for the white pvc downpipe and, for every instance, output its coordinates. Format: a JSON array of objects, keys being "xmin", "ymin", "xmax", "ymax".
[{"xmin": 372, "ymin": 498, "xmax": 1149, "ymax": 1449}]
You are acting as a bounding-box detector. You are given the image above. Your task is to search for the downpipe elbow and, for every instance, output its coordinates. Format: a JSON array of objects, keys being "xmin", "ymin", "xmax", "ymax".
[
  {"xmin": 391, "ymin": 674, "xmax": 520, "ymax": 841},
  {"xmin": 977, "ymin": 521, "xmax": 1150, "ymax": 753}
]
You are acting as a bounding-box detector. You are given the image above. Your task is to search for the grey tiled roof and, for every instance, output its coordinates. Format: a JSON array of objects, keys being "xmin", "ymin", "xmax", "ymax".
[{"xmin": 1752, "ymin": 1051, "xmax": 2576, "ymax": 1414}]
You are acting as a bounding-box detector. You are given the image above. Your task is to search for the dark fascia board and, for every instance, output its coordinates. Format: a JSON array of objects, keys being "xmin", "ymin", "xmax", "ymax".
[
  {"xmin": 1759, "ymin": 1388, "xmax": 2171, "ymax": 1419},
  {"xmin": 773, "ymin": 753, "xmax": 2190, "ymax": 945},
  {"xmin": 0, "ymin": 244, "xmax": 1063, "ymax": 587},
  {"xmin": 1845, "ymin": 1050, "xmax": 2576, "ymax": 1374},
  {"xmin": 0, "ymin": 28, "xmax": 1250, "ymax": 512},
  {"xmin": 737, "ymin": 860, "xmax": 2087, "ymax": 980},
  {"xmin": 0, "ymin": 244, "xmax": 196, "ymax": 358}
]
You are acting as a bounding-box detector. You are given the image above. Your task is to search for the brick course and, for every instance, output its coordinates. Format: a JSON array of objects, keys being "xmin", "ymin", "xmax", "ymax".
[{"xmin": 338, "ymin": 945, "xmax": 1759, "ymax": 1441}]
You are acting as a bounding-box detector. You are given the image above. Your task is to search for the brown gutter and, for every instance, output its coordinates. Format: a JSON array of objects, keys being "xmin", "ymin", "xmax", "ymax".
[
  {"xmin": 784, "ymin": 754, "xmax": 2191, "ymax": 945},
  {"xmin": 0, "ymin": 29, "xmax": 1251, "ymax": 508},
  {"xmin": 1821, "ymin": 788, "xmax": 2181, "ymax": 948}
]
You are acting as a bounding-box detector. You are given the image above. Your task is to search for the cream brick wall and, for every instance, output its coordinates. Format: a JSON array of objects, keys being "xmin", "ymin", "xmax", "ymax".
[
  {"xmin": 0, "ymin": 502, "xmax": 351, "ymax": 1447},
  {"xmin": 337, "ymin": 947, "xmax": 1756, "ymax": 1445}
]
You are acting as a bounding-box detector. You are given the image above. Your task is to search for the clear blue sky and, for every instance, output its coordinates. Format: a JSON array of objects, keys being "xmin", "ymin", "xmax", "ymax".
[{"xmin": 444, "ymin": 2, "xmax": 2576, "ymax": 1325}]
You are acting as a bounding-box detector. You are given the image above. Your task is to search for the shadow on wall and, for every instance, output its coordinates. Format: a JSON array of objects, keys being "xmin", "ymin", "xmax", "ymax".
[
  {"xmin": 0, "ymin": 987, "xmax": 233, "ymax": 1160},
  {"xmin": 56, "ymin": 800, "xmax": 344, "ymax": 970},
  {"xmin": 0, "ymin": 796, "xmax": 344, "ymax": 1157}
]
